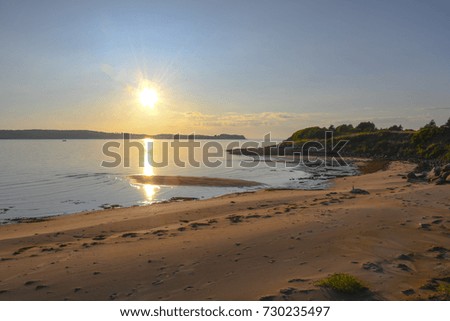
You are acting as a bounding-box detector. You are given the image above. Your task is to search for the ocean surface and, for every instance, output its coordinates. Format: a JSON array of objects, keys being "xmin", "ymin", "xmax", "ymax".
[{"xmin": 0, "ymin": 139, "xmax": 356, "ymax": 221}]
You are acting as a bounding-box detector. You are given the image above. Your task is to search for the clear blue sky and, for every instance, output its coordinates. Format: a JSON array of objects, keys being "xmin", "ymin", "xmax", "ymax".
[{"xmin": 1, "ymin": 0, "xmax": 449, "ymax": 137}]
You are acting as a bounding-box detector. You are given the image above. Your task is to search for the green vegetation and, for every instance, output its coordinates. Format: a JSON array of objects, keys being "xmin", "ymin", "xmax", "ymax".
[
  {"xmin": 437, "ymin": 283, "xmax": 450, "ymax": 299},
  {"xmin": 286, "ymin": 118, "xmax": 450, "ymax": 163},
  {"xmin": 315, "ymin": 273, "xmax": 366, "ymax": 294}
]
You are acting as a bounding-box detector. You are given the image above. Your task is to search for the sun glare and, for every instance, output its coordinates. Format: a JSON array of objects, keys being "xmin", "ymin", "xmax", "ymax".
[{"xmin": 139, "ymin": 87, "xmax": 158, "ymax": 108}]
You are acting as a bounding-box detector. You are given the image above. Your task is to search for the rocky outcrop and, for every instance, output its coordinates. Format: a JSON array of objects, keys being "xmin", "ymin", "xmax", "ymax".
[{"xmin": 428, "ymin": 164, "xmax": 450, "ymax": 185}]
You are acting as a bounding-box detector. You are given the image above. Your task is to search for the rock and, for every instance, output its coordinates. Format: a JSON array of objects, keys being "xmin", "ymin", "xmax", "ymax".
[
  {"xmin": 440, "ymin": 171, "xmax": 450, "ymax": 182},
  {"xmin": 407, "ymin": 171, "xmax": 429, "ymax": 182},
  {"xmin": 350, "ymin": 188, "xmax": 370, "ymax": 195},
  {"xmin": 427, "ymin": 169, "xmax": 439, "ymax": 182},
  {"xmin": 442, "ymin": 163, "xmax": 450, "ymax": 173},
  {"xmin": 433, "ymin": 166, "xmax": 441, "ymax": 176},
  {"xmin": 435, "ymin": 177, "xmax": 446, "ymax": 185},
  {"xmin": 406, "ymin": 172, "xmax": 417, "ymax": 179},
  {"xmin": 426, "ymin": 166, "xmax": 450, "ymax": 184},
  {"xmin": 416, "ymin": 172, "xmax": 427, "ymax": 179}
]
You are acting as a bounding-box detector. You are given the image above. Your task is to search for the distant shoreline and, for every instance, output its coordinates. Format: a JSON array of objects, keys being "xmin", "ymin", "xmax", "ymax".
[{"xmin": 0, "ymin": 130, "xmax": 246, "ymax": 140}]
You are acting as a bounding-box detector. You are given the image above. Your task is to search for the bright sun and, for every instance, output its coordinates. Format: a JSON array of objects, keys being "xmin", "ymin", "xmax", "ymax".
[{"xmin": 139, "ymin": 87, "xmax": 158, "ymax": 108}]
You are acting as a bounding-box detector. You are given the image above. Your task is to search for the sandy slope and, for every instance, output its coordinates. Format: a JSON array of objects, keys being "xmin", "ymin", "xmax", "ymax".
[{"xmin": 0, "ymin": 161, "xmax": 448, "ymax": 300}]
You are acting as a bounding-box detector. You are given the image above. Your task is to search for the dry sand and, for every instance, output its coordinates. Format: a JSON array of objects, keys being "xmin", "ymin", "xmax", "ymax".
[{"xmin": 0, "ymin": 161, "xmax": 448, "ymax": 300}]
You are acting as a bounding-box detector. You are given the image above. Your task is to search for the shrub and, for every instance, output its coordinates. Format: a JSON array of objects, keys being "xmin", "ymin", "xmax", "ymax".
[
  {"xmin": 437, "ymin": 283, "xmax": 450, "ymax": 298},
  {"xmin": 315, "ymin": 273, "xmax": 366, "ymax": 294}
]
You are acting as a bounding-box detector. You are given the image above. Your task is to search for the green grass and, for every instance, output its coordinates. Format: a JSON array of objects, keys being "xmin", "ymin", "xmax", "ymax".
[{"xmin": 315, "ymin": 273, "xmax": 367, "ymax": 294}]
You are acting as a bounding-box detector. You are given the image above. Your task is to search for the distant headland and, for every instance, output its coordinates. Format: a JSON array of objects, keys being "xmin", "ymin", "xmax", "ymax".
[
  {"xmin": 0, "ymin": 130, "xmax": 246, "ymax": 140},
  {"xmin": 229, "ymin": 119, "xmax": 450, "ymax": 164}
]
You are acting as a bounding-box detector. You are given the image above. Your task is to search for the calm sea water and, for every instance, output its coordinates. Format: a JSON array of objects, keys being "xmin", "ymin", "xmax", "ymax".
[{"xmin": 0, "ymin": 139, "xmax": 355, "ymax": 221}]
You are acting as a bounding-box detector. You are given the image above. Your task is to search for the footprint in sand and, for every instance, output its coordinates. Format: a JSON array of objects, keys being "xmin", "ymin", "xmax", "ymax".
[
  {"xmin": 362, "ymin": 262, "xmax": 383, "ymax": 273},
  {"xmin": 397, "ymin": 253, "xmax": 414, "ymax": 261},
  {"xmin": 92, "ymin": 235, "xmax": 107, "ymax": 241},
  {"xmin": 24, "ymin": 280, "xmax": 40, "ymax": 286},
  {"xmin": 122, "ymin": 232, "xmax": 138, "ymax": 238},
  {"xmin": 402, "ymin": 289, "xmax": 415, "ymax": 296},
  {"xmin": 288, "ymin": 278, "xmax": 308, "ymax": 283},
  {"xmin": 396, "ymin": 263, "xmax": 412, "ymax": 272},
  {"xmin": 35, "ymin": 285, "xmax": 48, "ymax": 291},
  {"xmin": 227, "ymin": 215, "xmax": 243, "ymax": 224}
]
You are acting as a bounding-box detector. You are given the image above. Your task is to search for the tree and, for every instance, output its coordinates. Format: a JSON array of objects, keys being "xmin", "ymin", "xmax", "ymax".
[
  {"xmin": 328, "ymin": 124, "xmax": 335, "ymax": 131},
  {"xmin": 424, "ymin": 119, "xmax": 437, "ymax": 128},
  {"xmin": 388, "ymin": 125, "xmax": 403, "ymax": 131},
  {"xmin": 355, "ymin": 121, "xmax": 376, "ymax": 132},
  {"xmin": 335, "ymin": 124, "xmax": 354, "ymax": 135},
  {"xmin": 443, "ymin": 117, "xmax": 450, "ymax": 127}
]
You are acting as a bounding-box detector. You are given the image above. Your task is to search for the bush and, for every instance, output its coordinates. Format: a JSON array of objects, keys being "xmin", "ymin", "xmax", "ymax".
[{"xmin": 315, "ymin": 273, "xmax": 366, "ymax": 294}]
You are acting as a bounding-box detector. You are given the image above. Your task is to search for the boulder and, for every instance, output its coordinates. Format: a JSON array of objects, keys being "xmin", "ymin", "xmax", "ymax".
[
  {"xmin": 435, "ymin": 177, "xmax": 446, "ymax": 185},
  {"xmin": 442, "ymin": 163, "xmax": 450, "ymax": 173},
  {"xmin": 427, "ymin": 169, "xmax": 439, "ymax": 182},
  {"xmin": 433, "ymin": 166, "xmax": 442, "ymax": 176},
  {"xmin": 406, "ymin": 172, "xmax": 417, "ymax": 179},
  {"xmin": 435, "ymin": 171, "xmax": 449, "ymax": 185}
]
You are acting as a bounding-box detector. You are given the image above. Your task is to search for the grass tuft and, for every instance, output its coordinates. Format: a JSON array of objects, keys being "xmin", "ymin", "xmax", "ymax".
[
  {"xmin": 315, "ymin": 273, "xmax": 366, "ymax": 294},
  {"xmin": 437, "ymin": 284, "xmax": 450, "ymax": 298}
]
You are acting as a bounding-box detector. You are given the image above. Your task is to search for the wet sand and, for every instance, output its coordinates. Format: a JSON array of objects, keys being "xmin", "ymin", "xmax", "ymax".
[
  {"xmin": 0, "ymin": 161, "xmax": 449, "ymax": 300},
  {"xmin": 129, "ymin": 175, "xmax": 262, "ymax": 187}
]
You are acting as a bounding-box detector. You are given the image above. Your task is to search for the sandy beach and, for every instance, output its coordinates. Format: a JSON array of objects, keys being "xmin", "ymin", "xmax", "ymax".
[{"xmin": 0, "ymin": 161, "xmax": 448, "ymax": 300}]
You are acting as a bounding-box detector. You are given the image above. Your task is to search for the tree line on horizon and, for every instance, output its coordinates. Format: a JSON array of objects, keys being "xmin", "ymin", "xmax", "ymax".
[{"xmin": 289, "ymin": 118, "xmax": 450, "ymax": 141}]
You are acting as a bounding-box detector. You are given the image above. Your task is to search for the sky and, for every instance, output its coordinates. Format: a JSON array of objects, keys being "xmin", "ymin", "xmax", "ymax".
[{"xmin": 0, "ymin": 0, "xmax": 449, "ymax": 138}]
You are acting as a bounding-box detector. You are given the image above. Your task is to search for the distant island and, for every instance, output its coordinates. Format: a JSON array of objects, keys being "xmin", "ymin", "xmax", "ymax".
[
  {"xmin": 0, "ymin": 130, "xmax": 246, "ymax": 140},
  {"xmin": 151, "ymin": 133, "xmax": 246, "ymax": 140}
]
